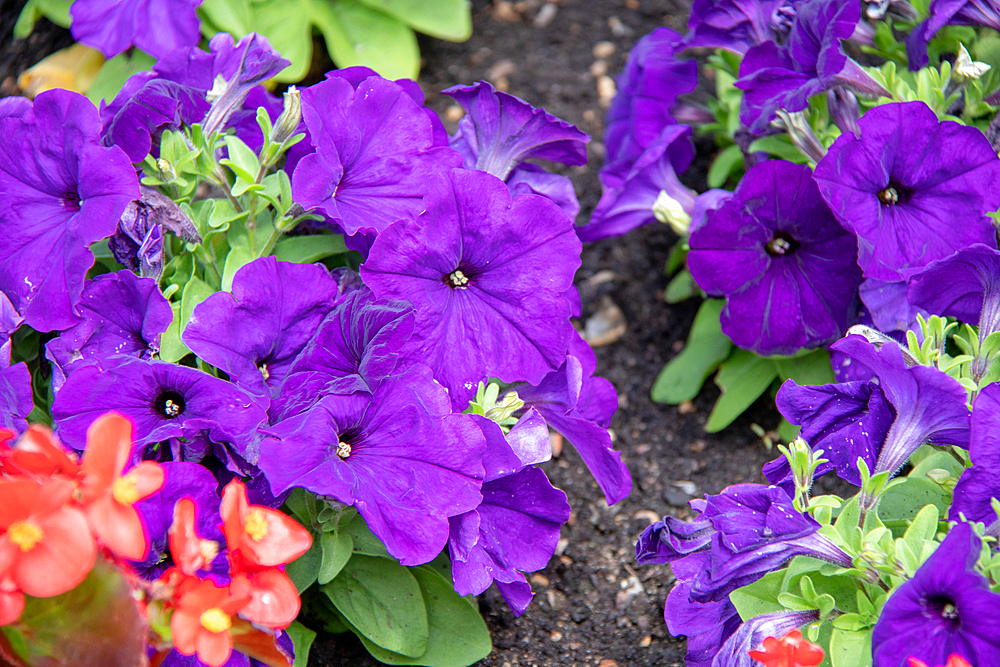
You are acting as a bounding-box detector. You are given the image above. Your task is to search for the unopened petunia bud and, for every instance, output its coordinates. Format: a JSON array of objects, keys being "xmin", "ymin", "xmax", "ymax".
[
  {"xmin": 827, "ymin": 88, "xmax": 861, "ymax": 137},
  {"xmin": 652, "ymin": 190, "xmax": 692, "ymax": 236},
  {"xmin": 270, "ymin": 87, "xmax": 301, "ymax": 146}
]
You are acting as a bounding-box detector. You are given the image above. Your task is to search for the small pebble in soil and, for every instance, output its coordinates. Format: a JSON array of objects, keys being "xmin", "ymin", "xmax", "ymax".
[
  {"xmin": 531, "ymin": 573, "xmax": 550, "ymax": 587},
  {"xmin": 592, "ymin": 41, "xmax": 616, "ymax": 59},
  {"xmin": 597, "ymin": 75, "xmax": 616, "ymax": 107},
  {"xmin": 533, "ymin": 2, "xmax": 557, "ymax": 27},
  {"xmin": 493, "ymin": 1, "xmax": 519, "ymax": 21},
  {"xmin": 640, "ymin": 635, "xmax": 652, "ymax": 647},
  {"xmin": 678, "ymin": 400, "xmax": 696, "ymax": 414},
  {"xmin": 550, "ymin": 630, "xmax": 563, "ymax": 641},
  {"xmin": 444, "ymin": 105, "xmax": 465, "ymax": 122},
  {"xmin": 571, "ymin": 605, "xmax": 592, "ymax": 623},
  {"xmin": 689, "ymin": 439, "xmax": 707, "ymax": 452},
  {"xmin": 549, "ymin": 430, "xmax": 563, "ymax": 457},
  {"xmin": 590, "ymin": 60, "xmax": 608, "ymax": 77},
  {"xmin": 607, "ymin": 15, "xmax": 633, "ymax": 36}
]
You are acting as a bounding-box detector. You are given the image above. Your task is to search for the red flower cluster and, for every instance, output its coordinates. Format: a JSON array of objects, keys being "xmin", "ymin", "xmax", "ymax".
[
  {"xmin": 908, "ymin": 655, "xmax": 973, "ymax": 667},
  {"xmin": 749, "ymin": 629, "xmax": 825, "ymax": 667},
  {"xmin": 160, "ymin": 480, "xmax": 312, "ymax": 666},
  {"xmin": 0, "ymin": 412, "xmax": 164, "ymax": 625}
]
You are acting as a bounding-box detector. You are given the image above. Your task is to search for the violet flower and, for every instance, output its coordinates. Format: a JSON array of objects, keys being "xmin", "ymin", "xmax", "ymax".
[
  {"xmin": 684, "ymin": 0, "xmax": 790, "ymax": 54},
  {"xmin": 0, "ymin": 362, "xmax": 33, "ymax": 436},
  {"xmin": 361, "ymin": 168, "xmax": 581, "ymax": 409},
  {"xmin": 604, "ymin": 27, "xmax": 699, "ymax": 165},
  {"xmin": 952, "ymin": 382, "xmax": 1000, "ymax": 525},
  {"xmin": 69, "ymin": 0, "xmax": 202, "ymax": 59},
  {"xmin": 665, "ymin": 573, "xmax": 741, "ymax": 667},
  {"xmin": 713, "ymin": 609, "xmax": 821, "ymax": 667},
  {"xmin": 291, "ymin": 76, "xmax": 462, "ymax": 237},
  {"xmin": 861, "ymin": 279, "xmax": 927, "ymax": 334},
  {"xmin": 814, "ymin": 101, "xmax": 1000, "ymax": 281},
  {"xmin": 258, "ymin": 365, "xmax": 485, "ymax": 566},
  {"xmin": 110, "ymin": 186, "xmax": 201, "ymax": 278},
  {"xmin": 0, "ymin": 89, "xmax": 139, "ymax": 332},
  {"xmin": 907, "ymin": 0, "xmax": 1000, "ymax": 70},
  {"xmin": 910, "ymin": 244, "xmax": 1000, "ymax": 342},
  {"xmin": 736, "ymin": 0, "xmax": 889, "ymax": 133},
  {"xmin": 687, "ymin": 159, "xmax": 862, "ymax": 356},
  {"xmin": 51, "ymin": 359, "xmax": 267, "ymax": 458},
  {"xmin": 872, "ymin": 522, "xmax": 1000, "ymax": 667},
  {"xmin": 45, "ymin": 270, "xmax": 173, "ymax": 390},
  {"xmin": 182, "ymin": 258, "xmax": 340, "ymax": 399}
]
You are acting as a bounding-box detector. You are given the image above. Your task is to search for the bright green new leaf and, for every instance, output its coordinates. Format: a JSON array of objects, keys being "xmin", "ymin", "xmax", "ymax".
[
  {"xmin": 274, "ymin": 234, "xmax": 349, "ymax": 263},
  {"xmin": 159, "ymin": 303, "xmax": 191, "ymax": 363},
  {"xmin": 652, "ymin": 299, "xmax": 732, "ymax": 405},
  {"xmin": 180, "ymin": 277, "xmax": 216, "ymax": 338},
  {"xmin": 311, "ymin": 0, "xmax": 420, "ymax": 79},
  {"xmin": 221, "ymin": 247, "xmax": 255, "ymax": 292},
  {"xmin": 829, "ymin": 627, "xmax": 872, "ymax": 667},
  {"xmin": 323, "ymin": 555, "xmax": 429, "ymax": 657},
  {"xmin": 319, "ymin": 531, "xmax": 354, "ymax": 584},
  {"xmin": 774, "ymin": 349, "xmax": 835, "ymax": 386},
  {"xmin": 356, "ymin": 0, "xmax": 472, "ymax": 40},
  {"xmin": 878, "ymin": 477, "xmax": 951, "ymax": 520},
  {"xmin": 707, "ymin": 144, "xmax": 743, "ymax": 189},
  {"xmin": 705, "ymin": 349, "xmax": 778, "ymax": 432},
  {"xmin": 730, "ymin": 569, "xmax": 787, "ymax": 620}
]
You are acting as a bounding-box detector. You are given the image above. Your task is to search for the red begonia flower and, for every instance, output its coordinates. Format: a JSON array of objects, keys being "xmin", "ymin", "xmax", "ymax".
[
  {"xmin": 79, "ymin": 412, "xmax": 164, "ymax": 560},
  {"xmin": 0, "ymin": 477, "xmax": 96, "ymax": 598},
  {"xmin": 170, "ymin": 577, "xmax": 249, "ymax": 667},
  {"xmin": 220, "ymin": 481, "xmax": 311, "ymax": 568},
  {"xmin": 168, "ymin": 497, "xmax": 221, "ymax": 577},
  {"xmin": 0, "ymin": 424, "xmax": 80, "ymax": 479},
  {"xmin": 0, "ymin": 573, "xmax": 24, "ymax": 625},
  {"xmin": 229, "ymin": 568, "xmax": 301, "ymax": 628},
  {"xmin": 908, "ymin": 655, "xmax": 974, "ymax": 667},
  {"xmin": 748, "ymin": 629, "xmax": 825, "ymax": 667}
]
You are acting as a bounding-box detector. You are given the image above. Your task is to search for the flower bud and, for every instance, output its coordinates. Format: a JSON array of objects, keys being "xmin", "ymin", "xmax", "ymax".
[
  {"xmin": 270, "ymin": 87, "xmax": 302, "ymax": 146},
  {"xmin": 652, "ymin": 190, "xmax": 692, "ymax": 236},
  {"xmin": 828, "ymin": 88, "xmax": 861, "ymax": 138}
]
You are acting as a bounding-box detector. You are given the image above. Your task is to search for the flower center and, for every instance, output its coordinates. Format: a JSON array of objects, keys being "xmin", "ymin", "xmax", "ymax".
[
  {"xmin": 200, "ymin": 607, "xmax": 232, "ymax": 634},
  {"xmin": 878, "ymin": 178, "xmax": 914, "ymax": 205},
  {"xmin": 259, "ymin": 362, "xmax": 270, "ymax": 381},
  {"xmin": 765, "ymin": 231, "xmax": 800, "ymax": 257},
  {"xmin": 113, "ymin": 475, "xmax": 141, "ymax": 505},
  {"xmin": 244, "ymin": 509, "xmax": 269, "ymax": 541},
  {"xmin": 336, "ymin": 441, "xmax": 352, "ymax": 459},
  {"xmin": 61, "ymin": 190, "xmax": 81, "ymax": 213},
  {"xmin": 446, "ymin": 269, "xmax": 470, "ymax": 289},
  {"xmin": 926, "ymin": 595, "xmax": 961, "ymax": 629},
  {"xmin": 154, "ymin": 390, "xmax": 185, "ymax": 419},
  {"xmin": 8, "ymin": 520, "xmax": 43, "ymax": 552}
]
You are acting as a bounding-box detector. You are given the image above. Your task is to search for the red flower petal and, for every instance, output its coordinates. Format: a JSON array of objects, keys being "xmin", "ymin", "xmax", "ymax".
[
  {"xmin": 221, "ymin": 481, "xmax": 312, "ymax": 568},
  {"xmin": 11, "ymin": 505, "xmax": 96, "ymax": 598},
  {"xmin": 230, "ymin": 568, "xmax": 300, "ymax": 628},
  {"xmin": 86, "ymin": 495, "xmax": 148, "ymax": 561}
]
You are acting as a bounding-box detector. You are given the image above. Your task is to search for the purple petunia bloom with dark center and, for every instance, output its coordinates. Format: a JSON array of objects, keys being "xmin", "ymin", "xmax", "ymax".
[
  {"xmin": 0, "ymin": 89, "xmax": 139, "ymax": 332},
  {"xmin": 69, "ymin": 0, "xmax": 203, "ymax": 59},
  {"xmin": 952, "ymin": 383, "xmax": 1000, "ymax": 527},
  {"xmin": 362, "ymin": 168, "xmax": 582, "ymax": 409},
  {"xmin": 871, "ymin": 522, "xmax": 1000, "ymax": 667},
  {"xmin": 907, "ymin": 0, "xmax": 1000, "ymax": 70},
  {"xmin": 815, "ymin": 101, "xmax": 1000, "ymax": 282},
  {"xmin": 687, "ymin": 159, "xmax": 862, "ymax": 355}
]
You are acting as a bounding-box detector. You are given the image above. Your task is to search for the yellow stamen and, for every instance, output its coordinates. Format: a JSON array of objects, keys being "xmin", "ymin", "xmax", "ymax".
[
  {"xmin": 244, "ymin": 509, "xmax": 269, "ymax": 541},
  {"xmin": 113, "ymin": 474, "xmax": 141, "ymax": 505},
  {"xmin": 200, "ymin": 607, "xmax": 232, "ymax": 633},
  {"xmin": 199, "ymin": 539, "xmax": 219, "ymax": 563},
  {"xmin": 8, "ymin": 520, "xmax": 43, "ymax": 552}
]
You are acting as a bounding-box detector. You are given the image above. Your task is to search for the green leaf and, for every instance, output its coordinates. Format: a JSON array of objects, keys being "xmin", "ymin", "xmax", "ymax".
[
  {"xmin": 356, "ymin": 0, "xmax": 472, "ymax": 40},
  {"xmin": 286, "ymin": 621, "xmax": 317, "ymax": 667},
  {"xmin": 878, "ymin": 477, "xmax": 951, "ymax": 520},
  {"xmin": 319, "ymin": 531, "xmax": 355, "ymax": 585},
  {"xmin": 311, "ymin": 0, "xmax": 420, "ymax": 79},
  {"xmin": 828, "ymin": 627, "xmax": 872, "ymax": 667},
  {"xmin": 199, "ymin": 0, "xmax": 254, "ymax": 35},
  {"xmin": 180, "ymin": 277, "xmax": 216, "ymax": 337},
  {"xmin": 707, "ymin": 144, "xmax": 743, "ymax": 189},
  {"xmin": 221, "ymin": 246, "xmax": 256, "ymax": 292},
  {"xmin": 274, "ymin": 234, "xmax": 348, "ymax": 263},
  {"xmin": 705, "ymin": 349, "xmax": 778, "ymax": 432},
  {"xmin": 247, "ymin": 0, "xmax": 315, "ymax": 82},
  {"xmin": 323, "ymin": 555, "xmax": 429, "ymax": 657},
  {"xmin": 652, "ymin": 299, "xmax": 732, "ymax": 404},
  {"xmin": 87, "ymin": 51, "xmax": 157, "ymax": 107},
  {"xmin": 773, "ymin": 349, "xmax": 835, "ymax": 386},
  {"xmin": 353, "ymin": 566, "xmax": 492, "ymax": 667},
  {"xmin": 663, "ymin": 269, "xmax": 699, "ymax": 303},
  {"xmin": 730, "ymin": 569, "xmax": 787, "ymax": 620},
  {"xmin": 343, "ymin": 513, "xmax": 392, "ymax": 558},
  {"xmin": 286, "ymin": 537, "xmax": 322, "ymax": 593},
  {"xmin": 902, "ymin": 503, "xmax": 939, "ymax": 557},
  {"xmin": 159, "ymin": 302, "xmax": 191, "ymax": 363},
  {"xmin": 747, "ymin": 135, "xmax": 811, "ymax": 163}
]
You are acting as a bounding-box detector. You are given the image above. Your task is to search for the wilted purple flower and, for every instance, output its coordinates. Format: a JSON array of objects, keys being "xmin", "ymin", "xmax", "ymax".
[
  {"xmin": 51, "ymin": 359, "xmax": 267, "ymax": 457},
  {"xmin": 449, "ymin": 413, "xmax": 569, "ymax": 616},
  {"xmin": 183, "ymin": 258, "xmax": 340, "ymax": 399},
  {"xmin": 830, "ymin": 336, "xmax": 969, "ymax": 485},
  {"xmin": 292, "ymin": 76, "xmax": 462, "ymax": 237},
  {"xmin": 271, "ymin": 288, "xmax": 414, "ymax": 420},
  {"xmin": 0, "ymin": 89, "xmax": 139, "ymax": 332},
  {"xmin": 687, "ymin": 159, "xmax": 862, "ymax": 355},
  {"xmin": 910, "ymin": 244, "xmax": 1000, "ymax": 340},
  {"xmin": 362, "ymin": 168, "xmax": 581, "ymax": 409},
  {"xmin": 69, "ymin": 0, "xmax": 202, "ymax": 59},
  {"xmin": 952, "ymin": 383, "xmax": 1000, "ymax": 525},
  {"xmin": 907, "ymin": 0, "xmax": 1000, "ymax": 70},
  {"xmin": 665, "ymin": 573, "xmax": 741, "ymax": 667},
  {"xmin": 110, "ymin": 186, "xmax": 201, "ymax": 278},
  {"xmin": 444, "ymin": 80, "xmax": 589, "ymax": 180},
  {"xmin": 45, "ymin": 270, "xmax": 173, "ymax": 390},
  {"xmin": 713, "ymin": 609, "xmax": 821, "ymax": 667},
  {"xmin": 636, "ymin": 505, "xmax": 714, "ymax": 563},
  {"xmin": 684, "ymin": 0, "xmax": 789, "ymax": 53},
  {"xmin": 604, "ymin": 28, "xmax": 699, "ymax": 165},
  {"xmin": 259, "ymin": 365, "xmax": 485, "ymax": 566},
  {"xmin": 736, "ymin": 0, "xmax": 889, "ymax": 133},
  {"xmin": 815, "ymin": 101, "xmax": 1000, "ymax": 281},
  {"xmin": 872, "ymin": 522, "xmax": 1000, "ymax": 667}
]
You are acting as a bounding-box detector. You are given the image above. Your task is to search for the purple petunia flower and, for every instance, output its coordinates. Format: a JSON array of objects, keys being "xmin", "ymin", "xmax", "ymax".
[
  {"xmin": 0, "ymin": 89, "xmax": 139, "ymax": 332},
  {"xmin": 362, "ymin": 168, "xmax": 581, "ymax": 409},
  {"xmin": 713, "ymin": 609, "xmax": 821, "ymax": 667},
  {"xmin": 684, "ymin": 0, "xmax": 789, "ymax": 54},
  {"xmin": 687, "ymin": 159, "xmax": 862, "ymax": 356},
  {"xmin": 860, "ymin": 279, "xmax": 927, "ymax": 334},
  {"xmin": 665, "ymin": 572, "xmax": 742, "ymax": 667},
  {"xmin": 69, "ymin": 0, "xmax": 202, "ymax": 59},
  {"xmin": 45, "ymin": 270, "xmax": 173, "ymax": 390},
  {"xmin": 292, "ymin": 76, "xmax": 462, "ymax": 238},
  {"xmin": 872, "ymin": 522, "xmax": 1000, "ymax": 667},
  {"xmin": 907, "ymin": 0, "xmax": 1000, "ymax": 70},
  {"xmin": 449, "ymin": 412, "xmax": 569, "ymax": 616},
  {"xmin": 259, "ymin": 365, "xmax": 485, "ymax": 566},
  {"xmin": 604, "ymin": 28, "xmax": 699, "ymax": 165},
  {"xmin": 182, "ymin": 258, "xmax": 340, "ymax": 399},
  {"xmin": 110, "ymin": 186, "xmax": 201, "ymax": 279},
  {"xmin": 952, "ymin": 383, "xmax": 1000, "ymax": 526},
  {"xmin": 910, "ymin": 244, "xmax": 1000, "ymax": 341},
  {"xmin": 735, "ymin": 0, "xmax": 888, "ymax": 133},
  {"xmin": 815, "ymin": 101, "xmax": 1000, "ymax": 282},
  {"xmin": 51, "ymin": 359, "xmax": 267, "ymax": 457},
  {"xmin": 0, "ymin": 362, "xmax": 33, "ymax": 436}
]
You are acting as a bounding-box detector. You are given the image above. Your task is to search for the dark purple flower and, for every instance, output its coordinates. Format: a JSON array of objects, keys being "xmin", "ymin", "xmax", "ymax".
[
  {"xmin": 952, "ymin": 382, "xmax": 1000, "ymax": 525},
  {"xmin": 101, "ymin": 79, "xmax": 210, "ymax": 162},
  {"xmin": 69, "ymin": 0, "xmax": 202, "ymax": 59},
  {"xmin": 713, "ymin": 609, "xmax": 821, "ymax": 667},
  {"xmin": 258, "ymin": 365, "xmax": 485, "ymax": 566},
  {"xmin": 636, "ymin": 507, "xmax": 714, "ymax": 564},
  {"xmin": 861, "ymin": 278, "xmax": 927, "ymax": 334},
  {"xmin": 907, "ymin": 0, "xmax": 1000, "ymax": 70},
  {"xmin": 815, "ymin": 101, "xmax": 1000, "ymax": 281},
  {"xmin": 51, "ymin": 359, "xmax": 267, "ymax": 457},
  {"xmin": 0, "ymin": 89, "xmax": 139, "ymax": 332},
  {"xmin": 736, "ymin": 0, "xmax": 889, "ymax": 133},
  {"xmin": 687, "ymin": 159, "xmax": 862, "ymax": 355},
  {"xmin": 604, "ymin": 28, "xmax": 699, "ymax": 165},
  {"xmin": 665, "ymin": 574, "xmax": 741, "ymax": 667},
  {"xmin": 684, "ymin": 0, "xmax": 789, "ymax": 53},
  {"xmin": 182, "ymin": 258, "xmax": 340, "ymax": 399},
  {"xmin": 443, "ymin": 80, "xmax": 589, "ymax": 180},
  {"xmin": 109, "ymin": 186, "xmax": 201, "ymax": 278},
  {"xmin": 872, "ymin": 522, "xmax": 1000, "ymax": 667},
  {"xmin": 292, "ymin": 76, "xmax": 462, "ymax": 237},
  {"xmin": 361, "ymin": 168, "xmax": 581, "ymax": 409},
  {"xmin": 830, "ymin": 335, "xmax": 970, "ymax": 482},
  {"xmin": 45, "ymin": 270, "xmax": 173, "ymax": 390},
  {"xmin": 0, "ymin": 362, "xmax": 33, "ymax": 436},
  {"xmin": 505, "ymin": 164, "xmax": 580, "ymax": 221},
  {"xmin": 516, "ymin": 334, "xmax": 631, "ymax": 505},
  {"xmin": 909, "ymin": 244, "xmax": 1000, "ymax": 340},
  {"xmin": 271, "ymin": 288, "xmax": 414, "ymax": 420},
  {"xmin": 449, "ymin": 414, "xmax": 569, "ymax": 616}
]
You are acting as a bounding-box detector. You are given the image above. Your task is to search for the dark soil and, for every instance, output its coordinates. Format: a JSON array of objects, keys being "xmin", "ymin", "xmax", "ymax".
[{"xmin": 0, "ymin": 2, "xmax": 783, "ymax": 665}]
